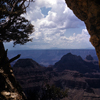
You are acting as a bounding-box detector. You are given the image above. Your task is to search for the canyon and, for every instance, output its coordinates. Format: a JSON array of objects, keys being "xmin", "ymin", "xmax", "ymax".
[{"xmin": 13, "ymin": 53, "xmax": 100, "ymax": 100}]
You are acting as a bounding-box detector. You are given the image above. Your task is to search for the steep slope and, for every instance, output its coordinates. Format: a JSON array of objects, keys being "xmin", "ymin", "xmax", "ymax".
[
  {"xmin": 53, "ymin": 53, "xmax": 99, "ymax": 73},
  {"xmin": 13, "ymin": 58, "xmax": 42, "ymax": 68},
  {"xmin": 13, "ymin": 58, "xmax": 46, "ymax": 89},
  {"xmin": 13, "ymin": 57, "xmax": 100, "ymax": 100}
]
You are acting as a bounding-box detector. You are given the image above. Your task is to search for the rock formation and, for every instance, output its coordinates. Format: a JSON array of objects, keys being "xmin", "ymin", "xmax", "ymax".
[
  {"xmin": 53, "ymin": 53, "xmax": 99, "ymax": 73},
  {"xmin": 65, "ymin": 0, "xmax": 100, "ymax": 66},
  {"xmin": 13, "ymin": 58, "xmax": 42, "ymax": 68},
  {"xmin": 0, "ymin": 42, "xmax": 27, "ymax": 100},
  {"xmin": 86, "ymin": 55, "xmax": 94, "ymax": 61},
  {"xmin": 13, "ymin": 57, "xmax": 100, "ymax": 100}
]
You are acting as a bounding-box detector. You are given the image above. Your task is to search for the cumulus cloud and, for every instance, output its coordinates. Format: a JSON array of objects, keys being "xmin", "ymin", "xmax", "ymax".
[
  {"xmin": 27, "ymin": 0, "xmax": 84, "ymax": 29},
  {"xmin": 45, "ymin": 29, "xmax": 92, "ymax": 49},
  {"xmin": 22, "ymin": 28, "xmax": 92, "ymax": 49},
  {"xmin": 5, "ymin": 0, "xmax": 94, "ymax": 50}
]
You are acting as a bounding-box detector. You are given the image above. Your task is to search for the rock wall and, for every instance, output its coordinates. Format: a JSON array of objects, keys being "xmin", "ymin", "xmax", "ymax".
[{"xmin": 65, "ymin": 0, "xmax": 100, "ymax": 66}]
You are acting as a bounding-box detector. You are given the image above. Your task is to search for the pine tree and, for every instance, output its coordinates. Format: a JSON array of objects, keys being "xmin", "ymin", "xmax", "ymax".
[
  {"xmin": 0, "ymin": 0, "xmax": 34, "ymax": 46},
  {"xmin": 0, "ymin": 0, "xmax": 34, "ymax": 62},
  {"xmin": 0, "ymin": 1, "xmax": 34, "ymax": 99},
  {"xmin": 0, "ymin": 0, "xmax": 34, "ymax": 80}
]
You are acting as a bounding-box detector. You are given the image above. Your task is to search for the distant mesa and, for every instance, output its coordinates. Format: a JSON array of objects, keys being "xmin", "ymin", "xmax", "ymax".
[
  {"xmin": 13, "ymin": 53, "xmax": 99, "ymax": 74},
  {"xmin": 13, "ymin": 58, "xmax": 42, "ymax": 68},
  {"xmin": 60, "ymin": 53, "xmax": 83, "ymax": 61},
  {"xmin": 53, "ymin": 53, "xmax": 99, "ymax": 73},
  {"xmin": 86, "ymin": 55, "xmax": 94, "ymax": 60},
  {"xmin": 85, "ymin": 55, "xmax": 99, "ymax": 65}
]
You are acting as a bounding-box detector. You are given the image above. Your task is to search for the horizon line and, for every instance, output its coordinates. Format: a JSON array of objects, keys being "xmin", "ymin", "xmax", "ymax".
[{"xmin": 8, "ymin": 48, "xmax": 95, "ymax": 51}]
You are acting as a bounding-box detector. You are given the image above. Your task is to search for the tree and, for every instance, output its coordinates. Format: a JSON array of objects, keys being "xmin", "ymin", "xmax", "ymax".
[
  {"xmin": 0, "ymin": 0, "xmax": 34, "ymax": 65},
  {"xmin": 0, "ymin": 1, "xmax": 34, "ymax": 99},
  {"xmin": 0, "ymin": 0, "xmax": 34, "ymax": 46}
]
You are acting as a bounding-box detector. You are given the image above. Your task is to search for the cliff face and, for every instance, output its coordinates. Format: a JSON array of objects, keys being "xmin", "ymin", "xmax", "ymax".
[
  {"xmin": 13, "ymin": 57, "xmax": 100, "ymax": 100},
  {"xmin": 65, "ymin": 0, "xmax": 100, "ymax": 66}
]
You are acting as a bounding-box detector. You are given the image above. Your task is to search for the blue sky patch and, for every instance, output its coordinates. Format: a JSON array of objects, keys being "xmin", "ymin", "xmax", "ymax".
[{"xmin": 40, "ymin": 7, "xmax": 51, "ymax": 16}]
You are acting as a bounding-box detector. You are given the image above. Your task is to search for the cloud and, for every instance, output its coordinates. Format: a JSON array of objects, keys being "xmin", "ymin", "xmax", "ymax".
[
  {"xmin": 29, "ymin": 0, "xmax": 84, "ymax": 29},
  {"xmin": 5, "ymin": 0, "xmax": 93, "ymax": 50},
  {"xmin": 25, "ymin": 1, "xmax": 83, "ymax": 39},
  {"xmin": 44, "ymin": 28, "xmax": 92, "ymax": 49},
  {"xmin": 24, "ymin": 28, "xmax": 93, "ymax": 49},
  {"xmin": 4, "ymin": 28, "xmax": 93, "ymax": 50},
  {"xmin": 24, "ymin": 0, "xmax": 85, "ymax": 38}
]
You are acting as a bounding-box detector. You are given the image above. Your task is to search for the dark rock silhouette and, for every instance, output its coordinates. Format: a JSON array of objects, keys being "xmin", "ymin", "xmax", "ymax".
[
  {"xmin": 53, "ymin": 53, "xmax": 99, "ymax": 73},
  {"xmin": 85, "ymin": 55, "xmax": 99, "ymax": 65},
  {"xmin": 13, "ymin": 54, "xmax": 100, "ymax": 100},
  {"xmin": 13, "ymin": 58, "xmax": 42, "ymax": 68},
  {"xmin": 86, "ymin": 55, "xmax": 94, "ymax": 60}
]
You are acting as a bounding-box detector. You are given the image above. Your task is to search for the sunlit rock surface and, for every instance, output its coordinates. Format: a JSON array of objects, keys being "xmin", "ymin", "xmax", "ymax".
[
  {"xmin": 65, "ymin": 0, "xmax": 100, "ymax": 66},
  {"xmin": 0, "ymin": 66, "xmax": 27, "ymax": 100}
]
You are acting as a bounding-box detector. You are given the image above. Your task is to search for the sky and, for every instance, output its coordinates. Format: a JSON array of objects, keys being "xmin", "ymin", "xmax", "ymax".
[{"xmin": 4, "ymin": 0, "xmax": 94, "ymax": 50}]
